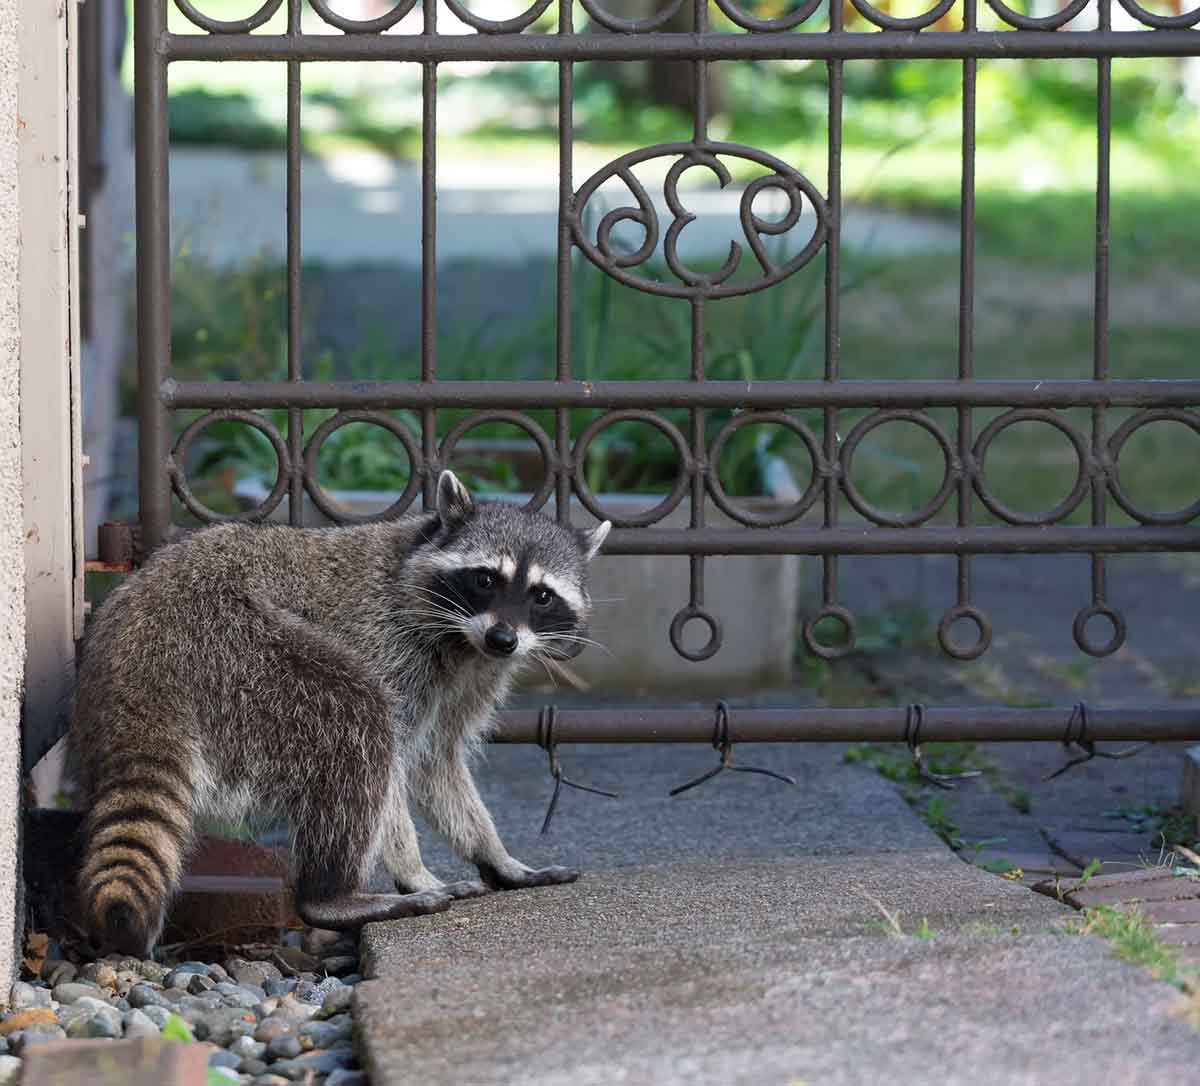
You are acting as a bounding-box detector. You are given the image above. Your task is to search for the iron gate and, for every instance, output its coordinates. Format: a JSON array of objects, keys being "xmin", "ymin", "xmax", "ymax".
[{"xmin": 126, "ymin": 0, "xmax": 1200, "ymax": 751}]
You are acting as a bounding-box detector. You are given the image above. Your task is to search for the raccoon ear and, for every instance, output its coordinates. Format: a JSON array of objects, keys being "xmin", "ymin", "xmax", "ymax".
[
  {"xmin": 436, "ymin": 470, "xmax": 474, "ymax": 523},
  {"xmin": 579, "ymin": 520, "xmax": 611, "ymax": 561}
]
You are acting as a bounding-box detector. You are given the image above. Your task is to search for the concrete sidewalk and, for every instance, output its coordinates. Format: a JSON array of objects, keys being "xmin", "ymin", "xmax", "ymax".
[
  {"xmin": 170, "ymin": 147, "xmax": 960, "ymax": 267},
  {"xmin": 354, "ymin": 744, "xmax": 1199, "ymax": 1084}
]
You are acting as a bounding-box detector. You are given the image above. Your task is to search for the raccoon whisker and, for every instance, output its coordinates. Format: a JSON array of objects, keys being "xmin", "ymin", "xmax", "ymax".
[
  {"xmin": 395, "ymin": 620, "xmax": 466, "ymax": 635},
  {"xmin": 540, "ymin": 631, "xmax": 607, "ymax": 648},
  {"xmin": 410, "ymin": 572, "xmax": 474, "ymax": 605},
  {"xmin": 397, "ymin": 607, "xmax": 469, "ymax": 623},
  {"xmin": 528, "ymin": 652, "xmax": 560, "ymax": 690},
  {"xmin": 395, "ymin": 601, "xmax": 471, "ymax": 620},
  {"xmin": 530, "ymin": 652, "xmax": 591, "ymax": 692},
  {"xmin": 392, "ymin": 613, "xmax": 470, "ymax": 636},
  {"xmin": 407, "ymin": 584, "xmax": 473, "ymax": 612},
  {"xmin": 539, "ymin": 633, "xmax": 615, "ymax": 659}
]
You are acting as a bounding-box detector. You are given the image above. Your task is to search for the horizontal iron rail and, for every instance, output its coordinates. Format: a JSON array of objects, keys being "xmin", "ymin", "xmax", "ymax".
[
  {"xmin": 163, "ymin": 378, "xmax": 1200, "ymax": 411},
  {"xmin": 164, "ymin": 30, "xmax": 1200, "ymax": 64},
  {"xmin": 492, "ymin": 705, "xmax": 1200, "ymax": 743},
  {"xmin": 601, "ymin": 526, "xmax": 1200, "ymax": 554}
]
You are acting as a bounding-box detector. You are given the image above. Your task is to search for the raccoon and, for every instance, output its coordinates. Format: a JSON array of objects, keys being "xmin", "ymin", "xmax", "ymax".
[{"xmin": 71, "ymin": 470, "xmax": 610, "ymax": 956}]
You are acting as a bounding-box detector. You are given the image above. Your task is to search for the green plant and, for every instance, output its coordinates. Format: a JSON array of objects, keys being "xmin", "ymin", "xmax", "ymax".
[
  {"xmin": 1082, "ymin": 906, "xmax": 1192, "ymax": 993},
  {"xmin": 979, "ymin": 858, "xmax": 1024, "ymax": 879},
  {"xmin": 1104, "ymin": 804, "xmax": 1195, "ymax": 849},
  {"xmin": 1053, "ymin": 857, "xmax": 1102, "ymax": 902},
  {"xmin": 917, "ymin": 795, "xmax": 963, "ymax": 850},
  {"xmin": 851, "ymin": 605, "xmax": 936, "ymax": 654},
  {"xmin": 1003, "ymin": 787, "xmax": 1033, "ymax": 815},
  {"xmin": 160, "ymin": 1014, "xmax": 242, "ymax": 1085},
  {"xmin": 843, "ymin": 741, "xmax": 986, "ymax": 786}
]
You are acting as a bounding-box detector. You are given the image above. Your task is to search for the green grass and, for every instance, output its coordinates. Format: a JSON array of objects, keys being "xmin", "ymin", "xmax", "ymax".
[
  {"xmin": 843, "ymin": 741, "xmax": 986, "ymax": 787},
  {"xmin": 844, "ymin": 739, "xmax": 1035, "ymax": 823},
  {"xmin": 1082, "ymin": 906, "xmax": 1195, "ymax": 995}
]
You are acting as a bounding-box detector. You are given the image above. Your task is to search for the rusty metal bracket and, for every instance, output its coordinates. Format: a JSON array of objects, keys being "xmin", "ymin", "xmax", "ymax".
[
  {"xmin": 1043, "ymin": 702, "xmax": 1149, "ymax": 781},
  {"xmin": 668, "ymin": 701, "xmax": 796, "ymax": 797},
  {"xmin": 905, "ymin": 703, "xmax": 981, "ymax": 790},
  {"xmin": 537, "ymin": 705, "xmax": 618, "ymax": 835},
  {"xmin": 85, "ymin": 521, "xmax": 137, "ymax": 573}
]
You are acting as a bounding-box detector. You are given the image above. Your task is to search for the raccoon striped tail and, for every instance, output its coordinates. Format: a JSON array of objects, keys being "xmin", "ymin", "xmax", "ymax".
[{"xmin": 78, "ymin": 760, "xmax": 195, "ymax": 957}]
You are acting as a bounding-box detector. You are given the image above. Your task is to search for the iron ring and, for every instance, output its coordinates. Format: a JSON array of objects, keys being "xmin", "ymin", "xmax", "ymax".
[
  {"xmin": 1073, "ymin": 604, "xmax": 1126, "ymax": 658},
  {"xmin": 669, "ymin": 606, "xmax": 723, "ymax": 662},
  {"xmin": 303, "ymin": 411, "xmax": 423, "ymax": 525},
  {"xmin": 169, "ymin": 409, "xmax": 291, "ymax": 524}
]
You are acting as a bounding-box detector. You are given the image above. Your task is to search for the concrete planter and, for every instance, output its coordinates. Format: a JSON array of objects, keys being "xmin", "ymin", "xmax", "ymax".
[{"xmin": 233, "ymin": 457, "xmax": 801, "ymax": 695}]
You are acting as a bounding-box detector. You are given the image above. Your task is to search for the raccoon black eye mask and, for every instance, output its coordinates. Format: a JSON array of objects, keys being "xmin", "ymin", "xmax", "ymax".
[{"xmin": 71, "ymin": 470, "xmax": 610, "ymax": 956}]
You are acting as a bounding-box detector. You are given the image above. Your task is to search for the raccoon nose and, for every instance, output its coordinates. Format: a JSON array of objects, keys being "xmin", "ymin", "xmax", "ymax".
[{"xmin": 484, "ymin": 623, "xmax": 518, "ymax": 656}]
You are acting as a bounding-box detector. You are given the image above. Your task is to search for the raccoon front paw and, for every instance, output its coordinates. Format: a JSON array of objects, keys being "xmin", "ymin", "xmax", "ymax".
[{"xmin": 476, "ymin": 863, "xmax": 580, "ymax": 891}]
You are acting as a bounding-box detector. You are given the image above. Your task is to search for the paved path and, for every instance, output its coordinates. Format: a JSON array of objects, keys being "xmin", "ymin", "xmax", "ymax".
[
  {"xmin": 170, "ymin": 147, "xmax": 960, "ymax": 267},
  {"xmin": 355, "ymin": 743, "xmax": 1199, "ymax": 1084}
]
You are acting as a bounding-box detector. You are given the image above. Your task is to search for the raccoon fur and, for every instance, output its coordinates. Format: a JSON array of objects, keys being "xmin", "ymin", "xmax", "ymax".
[{"xmin": 71, "ymin": 470, "xmax": 610, "ymax": 956}]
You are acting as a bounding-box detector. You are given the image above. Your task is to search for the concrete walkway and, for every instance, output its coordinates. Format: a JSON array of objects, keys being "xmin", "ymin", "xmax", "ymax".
[
  {"xmin": 170, "ymin": 147, "xmax": 960, "ymax": 267},
  {"xmin": 354, "ymin": 743, "xmax": 1199, "ymax": 1084}
]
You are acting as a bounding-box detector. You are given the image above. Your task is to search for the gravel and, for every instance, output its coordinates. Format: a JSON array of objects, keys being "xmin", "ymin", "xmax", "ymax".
[{"xmin": 3, "ymin": 931, "xmax": 365, "ymax": 1084}]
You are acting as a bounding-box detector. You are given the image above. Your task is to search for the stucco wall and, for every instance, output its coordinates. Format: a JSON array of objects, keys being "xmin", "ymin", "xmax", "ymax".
[{"xmin": 0, "ymin": 0, "xmax": 24, "ymax": 1000}]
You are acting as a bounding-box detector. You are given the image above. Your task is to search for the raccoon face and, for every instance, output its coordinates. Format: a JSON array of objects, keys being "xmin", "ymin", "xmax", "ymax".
[{"xmin": 405, "ymin": 471, "xmax": 610, "ymax": 663}]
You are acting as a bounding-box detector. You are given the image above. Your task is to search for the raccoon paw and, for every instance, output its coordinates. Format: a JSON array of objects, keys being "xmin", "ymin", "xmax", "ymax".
[
  {"xmin": 297, "ymin": 890, "xmax": 452, "ymax": 931},
  {"xmin": 477, "ymin": 863, "xmax": 580, "ymax": 891},
  {"xmin": 392, "ymin": 878, "xmax": 489, "ymax": 900},
  {"xmin": 442, "ymin": 879, "xmax": 491, "ymax": 900}
]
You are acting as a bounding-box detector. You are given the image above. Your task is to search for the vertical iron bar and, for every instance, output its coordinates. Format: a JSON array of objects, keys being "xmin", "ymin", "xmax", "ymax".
[
  {"xmin": 1091, "ymin": 0, "xmax": 1113, "ymax": 619},
  {"xmin": 555, "ymin": 0, "xmax": 574, "ymax": 524},
  {"xmin": 421, "ymin": 0, "xmax": 439, "ymax": 508},
  {"xmin": 135, "ymin": 0, "xmax": 171, "ymax": 552},
  {"xmin": 956, "ymin": 1, "xmax": 977, "ymax": 615},
  {"xmin": 822, "ymin": 3, "xmax": 844, "ymax": 636},
  {"xmin": 287, "ymin": 0, "xmax": 303, "ymax": 526},
  {"xmin": 689, "ymin": 0, "xmax": 709, "ymax": 619}
]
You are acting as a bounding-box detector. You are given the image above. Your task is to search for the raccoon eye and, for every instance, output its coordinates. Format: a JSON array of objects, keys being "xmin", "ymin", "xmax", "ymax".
[
  {"xmin": 531, "ymin": 587, "xmax": 555, "ymax": 609},
  {"xmin": 475, "ymin": 571, "xmax": 497, "ymax": 591}
]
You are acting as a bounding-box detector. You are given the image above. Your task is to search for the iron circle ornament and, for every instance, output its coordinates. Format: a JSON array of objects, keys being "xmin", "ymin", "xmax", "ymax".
[
  {"xmin": 669, "ymin": 605, "xmax": 723, "ymax": 662},
  {"xmin": 803, "ymin": 605, "xmax": 857, "ymax": 661},
  {"xmin": 713, "ymin": 0, "xmax": 824, "ymax": 31},
  {"xmin": 1073, "ymin": 604, "xmax": 1127, "ymax": 658},
  {"xmin": 707, "ymin": 412, "xmax": 823, "ymax": 527},
  {"xmin": 572, "ymin": 410, "xmax": 692, "ymax": 528},
  {"xmin": 986, "ymin": 0, "xmax": 1090, "ymax": 30},
  {"xmin": 169, "ymin": 409, "xmax": 291, "ymax": 524},
  {"xmin": 439, "ymin": 411, "xmax": 557, "ymax": 513},
  {"xmin": 572, "ymin": 142, "xmax": 828, "ymax": 301},
  {"xmin": 840, "ymin": 409, "xmax": 957, "ymax": 527},
  {"xmin": 303, "ymin": 411, "xmax": 423, "ymax": 525},
  {"xmin": 578, "ymin": 0, "xmax": 687, "ymax": 33},
  {"xmin": 307, "ymin": 0, "xmax": 420, "ymax": 33},
  {"xmin": 848, "ymin": 0, "xmax": 956, "ymax": 30},
  {"xmin": 1107, "ymin": 408, "xmax": 1200, "ymax": 525},
  {"xmin": 937, "ymin": 605, "xmax": 993, "ymax": 662},
  {"xmin": 442, "ymin": 0, "xmax": 555, "ymax": 33},
  {"xmin": 1115, "ymin": 0, "xmax": 1200, "ymax": 28},
  {"xmin": 174, "ymin": 0, "xmax": 284, "ymax": 33},
  {"xmin": 972, "ymin": 408, "xmax": 1090, "ymax": 526}
]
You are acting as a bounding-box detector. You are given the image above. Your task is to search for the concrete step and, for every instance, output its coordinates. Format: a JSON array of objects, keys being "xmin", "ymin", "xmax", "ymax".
[{"xmin": 354, "ymin": 744, "xmax": 1200, "ymax": 1084}]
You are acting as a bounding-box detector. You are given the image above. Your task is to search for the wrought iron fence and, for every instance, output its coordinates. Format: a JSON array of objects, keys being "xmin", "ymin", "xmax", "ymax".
[{"xmin": 126, "ymin": 0, "xmax": 1200, "ymax": 748}]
